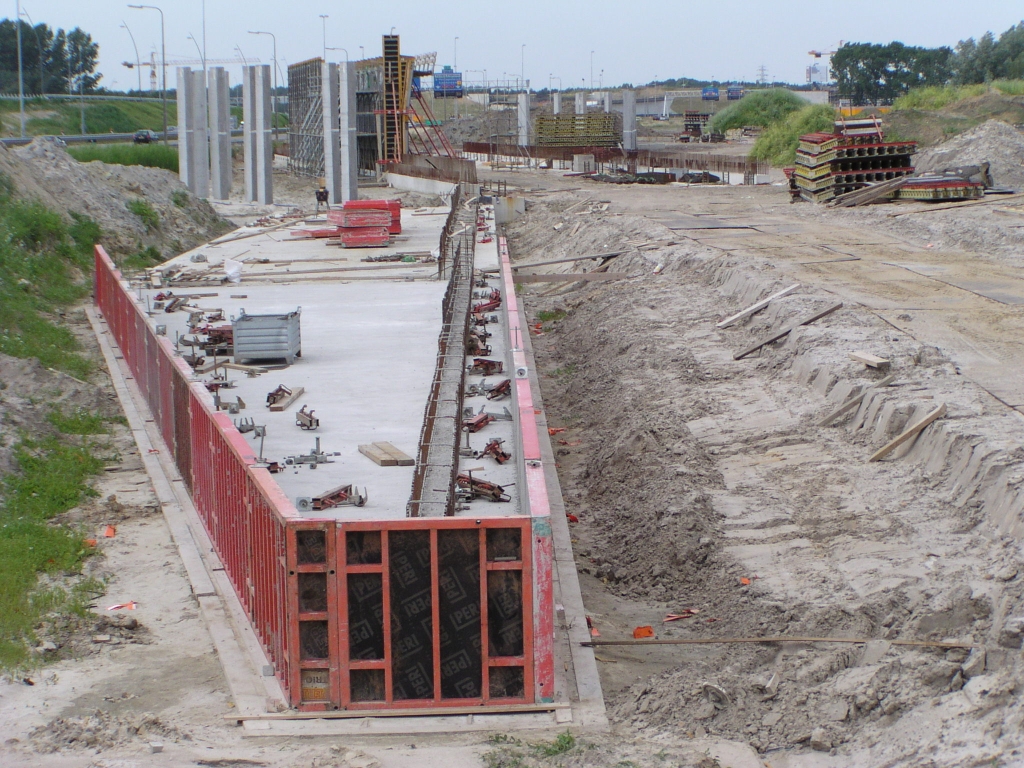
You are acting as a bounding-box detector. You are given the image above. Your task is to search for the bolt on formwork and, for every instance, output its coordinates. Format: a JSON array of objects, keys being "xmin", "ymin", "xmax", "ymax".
[{"xmin": 288, "ymin": 58, "xmax": 325, "ymax": 178}]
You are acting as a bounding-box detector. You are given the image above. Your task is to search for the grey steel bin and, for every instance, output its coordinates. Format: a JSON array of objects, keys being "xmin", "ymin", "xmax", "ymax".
[{"xmin": 232, "ymin": 309, "xmax": 301, "ymax": 365}]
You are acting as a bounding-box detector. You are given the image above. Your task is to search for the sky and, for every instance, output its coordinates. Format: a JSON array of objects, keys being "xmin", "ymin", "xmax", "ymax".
[{"xmin": 10, "ymin": 1, "xmax": 1024, "ymax": 91}]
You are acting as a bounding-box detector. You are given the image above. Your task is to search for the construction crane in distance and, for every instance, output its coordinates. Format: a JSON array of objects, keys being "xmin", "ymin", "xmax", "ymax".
[{"xmin": 123, "ymin": 51, "xmax": 259, "ymax": 90}]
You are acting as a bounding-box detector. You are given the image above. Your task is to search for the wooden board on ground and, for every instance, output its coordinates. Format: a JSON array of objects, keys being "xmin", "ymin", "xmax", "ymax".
[
  {"xmin": 849, "ymin": 350, "xmax": 890, "ymax": 369},
  {"xmin": 513, "ymin": 272, "xmax": 628, "ymax": 284},
  {"xmin": 359, "ymin": 442, "xmax": 414, "ymax": 467},
  {"xmin": 716, "ymin": 283, "xmax": 800, "ymax": 329},
  {"xmin": 868, "ymin": 402, "xmax": 946, "ymax": 462},
  {"xmin": 817, "ymin": 374, "xmax": 897, "ymax": 426},
  {"xmin": 511, "ymin": 251, "xmax": 625, "ymax": 270},
  {"xmin": 733, "ymin": 302, "xmax": 843, "ymax": 360},
  {"xmin": 268, "ymin": 386, "xmax": 304, "ymax": 412}
]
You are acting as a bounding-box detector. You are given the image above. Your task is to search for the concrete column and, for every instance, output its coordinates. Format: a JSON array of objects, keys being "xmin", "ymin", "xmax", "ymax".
[
  {"xmin": 176, "ymin": 67, "xmax": 192, "ymax": 188},
  {"xmin": 242, "ymin": 66, "xmax": 257, "ymax": 202},
  {"xmin": 254, "ymin": 64, "xmax": 273, "ymax": 205},
  {"xmin": 552, "ymin": 92, "xmax": 561, "ymax": 114},
  {"xmin": 339, "ymin": 61, "xmax": 358, "ymax": 203},
  {"xmin": 621, "ymin": 89, "xmax": 637, "ymax": 151},
  {"xmin": 603, "ymin": 91, "xmax": 611, "ymax": 113},
  {"xmin": 517, "ymin": 92, "xmax": 530, "ymax": 147},
  {"xmin": 208, "ymin": 67, "xmax": 231, "ymax": 200},
  {"xmin": 574, "ymin": 92, "xmax": 585, "ymax": 114},
  {"xmin": 189, "ymin": 68, "xmax": 210, "ymax": 198},
  {"xmin": 322, "ymin": 61, "xmax": 342, "ymax": 207}
]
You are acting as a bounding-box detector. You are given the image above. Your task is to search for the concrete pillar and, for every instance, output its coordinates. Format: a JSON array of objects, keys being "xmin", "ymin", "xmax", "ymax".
[
  {"xmin": 254, "ymin": 64, "xmax": 273, "ymax": 205},
  {"xmin": 621, "ymin": 89, "xmax": 637, "ymax": 151},
  {"xmin": 574, "ymin": 92, "xmax": 585, "ymax": 114},
  {"xmin": 339, "ymin": 61, "xmax": 358, "ymax": 203},
  {"xmin": 322, "ymin": 61, "xmax": 342, "ymax": 207},
  {"xmin": 517, "ymin": 92, "xmax": 530, "ymax": 147},
  {"xmin": 189, "ymin": 69, "xmax": 210, "ymax": 198},
  {"xmin": 603, "ymin": 91, "xmax": 611, "ymax": 113},
  {"xmin": 552, "ymin": 92, "xmax": 561, "ymax": 114},
  {"xmin": 208, "ymin": 67, "xmax": 231, "ymax": 200},
  {"xmin": 176, "ymin": 67, "xmax": 192, "ymax": 188},
  {"xmin": 242, "ymin": 66, "xmax": 257, "ymax": 202}
]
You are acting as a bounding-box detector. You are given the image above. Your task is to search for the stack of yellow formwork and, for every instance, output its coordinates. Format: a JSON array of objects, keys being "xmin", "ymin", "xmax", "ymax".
[{"xmin": 534, "ymin": 114, "xmax": 620, "ymax": 147}]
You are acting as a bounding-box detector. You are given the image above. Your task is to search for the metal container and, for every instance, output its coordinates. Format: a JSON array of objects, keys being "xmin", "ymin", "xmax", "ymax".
[{"xmin": 232, "ymin": 309, "xmax": 301, "ymax": 365}]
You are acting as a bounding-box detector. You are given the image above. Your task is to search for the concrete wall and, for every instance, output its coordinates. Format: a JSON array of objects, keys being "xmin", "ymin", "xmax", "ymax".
[
  {"xmin": 176, "ymin": 68, "xmax": 192, "ymax": 189},
  {"xmin": 253, "ymin": 65, "xmax": 273, "ymax": 205},
  {"xmin": 322, "ymin": 62, "xmax": 342, "ymax": 206},
  {"xmin": 517, "ymin": 92, "xmax": 530, "ymax": 147},
  {"xmin": 339, "ymin": 62, "xmax": 358, "ymax": 203},
  {"xmin": 552, "ymin": 92, "xmax": 561, "ymax": 115},
  {"xmin": 574, "ymin": 92, "xmax": 585, "ymax": 114},
  {"xmin": 387, "ymin": 172, "xmax": 457, "ymax": 198},
  {"xmin": 189, "ymin": 69, "xmax": 210, "ymax": 198},
  {"xmin": 242, "ymin": 67, "xmax": 257, "ymax": 202},
  {"xmin": 621, "ymin": 90, "xmax": 637, "ymax": 151},
  {"xmin": 208, "ymin": 67, "xmax": 231, "ymax": 200}
]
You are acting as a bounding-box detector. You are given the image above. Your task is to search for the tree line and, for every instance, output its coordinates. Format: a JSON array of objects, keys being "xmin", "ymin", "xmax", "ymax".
[
  {"xmin": 0, "ymin": 19, "xmax": 100, "ymax": 95},
  {"xmin": 832, "ymin": 20, "xmax": 1024, "ymax": 104}
]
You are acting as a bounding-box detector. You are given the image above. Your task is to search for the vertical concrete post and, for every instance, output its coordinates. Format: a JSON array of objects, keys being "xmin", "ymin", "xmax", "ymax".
[
  {"xmin": 189, "ymin": 69, "xmax": 210, "ymax": 198},
  {"xmin": 208, "ymin": 67, "xmax": 231, "ymax": 200},
  {"xmin": 517, "ymin": 92, "xmax": 530, "ymax": 147},
  {"xmin": 176, "ymin": 67, "xmax": 192, "ymax": 188},
  {"xmin": 254, "ymin": 64, "xmax": 273, "ymax": 205},
  {"xmin": 621, "ymin": 89, "xmax": 637, "ymax": 151},
  {"xmin": 603, "ymin": 91, "xmax": 611, "ymax": 113},
  {"xmin": 322, "ymin": 61, "xmax": 342, "ymax": 207},
  {"xmin": 339, "ymin": 61, "xmax": 359, "ymax": 203},
  {"xmin": 242, "ymin": 66, "xmax": 257, "ymax": 202},
  {"xmin": 552, "ymin": 92, "xmax": 561, "ymax": 114},
  {"xmin": 574, "ymin": 92, "xmax": 585, "ymax": 114}
]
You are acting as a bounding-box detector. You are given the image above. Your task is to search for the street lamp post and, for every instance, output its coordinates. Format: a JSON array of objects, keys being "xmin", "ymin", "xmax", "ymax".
[
  {"xmin": 590, "ymin": 50, "xmax": 594, "ymax": 91},
  {"xmin": 20, "ymin": 7, "xmax": 43, "ymax": 96},
  {"xmin": 16, "ymin": 0, "xmax": 25, "ymax": 136},
  {"xmin": 187, "ymin": 34, "xmax": 205, "ymax": 69},
  {"xmin": 326, "ymin": 47, "xmax": 349, "ymax": 62},
  {"xmin": 521, "ymin": 44, "xmax": 525, "ymax": 92},
  {"xmin": 121, "ymin": 22, "xmax": 142, "ymax": 91},
  {"xmin": 320, "ymin": 15, "xmax": 328, "ymax": 61},
  {"xmin": 128, "ymin": 4, "xmax": 167, "ymax": 145},
  {"xmin": 359, "ymin": 46, "xmax": 364, "ymax": 60},
  {"xmin": 249, "ymin": 30, "xmax": 278, "ymax": 140},
  {"xmin": 454, "ymin": 37, "xmax": 458, "ymax": 69}
]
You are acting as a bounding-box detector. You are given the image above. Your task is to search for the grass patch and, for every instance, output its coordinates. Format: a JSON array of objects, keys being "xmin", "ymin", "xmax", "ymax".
[
  {"xmin": 118, "ymin": 245, "xmax": 163, "ymax": 273},
  {"xmin": 0, "ymin": 435, "xmax": 104, "ymax": 669},
  {"xmin": 533, "ymin": 731, "xmax": 576, "ymax": 757},
  {"xmin": 709, "ymin": 89, "xmax": 806, "ymax": 133},
  {"xmin": 0, "ymin": 176, "xmax": 101, "ymax": 379},
  {"xmin": 171, "ymin": 189, "xmax": 190, "ymax": 208},
  {"xmin": 126, "ymin": 198, "xmax": 159, "ymax": 231},
  {"xmin": 47, "ymin": 407, "xmax": 110, "ymax": 435},
  {"xmin": 67, "ymin": 143, "xmax": 179, "ymax": 173},
  {"xmin": 893, "ymin": 84, "xmax": 989, "ymax": 111},
  {"xmin": 2, "ymin": 98, "xmax": 176, "ymax": 138},
  {"xmin": 752, "ymin": 104, "xmax": 835, "ymax": 166},
  {"xmin": 536, "ymin": 309, "xmax": 566, "ymax": 323}
]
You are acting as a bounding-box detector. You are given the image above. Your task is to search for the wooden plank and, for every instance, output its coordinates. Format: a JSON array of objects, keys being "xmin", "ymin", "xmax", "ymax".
[
  {"xmin": 267, "ymin": 386, "xmax": 304, "ymax": 412},
  {"xmin": 359, "ymin": 443, "xmax": 397, "ymax": 466},
  {"xmin": 511, "ymin": 251, "xmax": 625, "ymax": 270},
  {"xmin": 372, "ymin": 441, "xmax": 414, "ymax": 466},
  {"xmin": 829, "ymin": 177, "xmax": 908, "ymax": 208},
  {"xmin": 221, "ymin": 362, "xmax": 268, "ymax": 375},
  {"xmin": 513, "ymin": 272, "xmax": 628, "ymax": 284},
  {"xmin": 888, "ymin": 192, "xmax": 1024, "ymax": 218},
  {"xmin": 817, "ymin": 374, "xmax": 896, "ymax": 426},
  {"xmin": 716, "ymin": 283, "xmax": 800, "ymax": 329},
  {"xmin": 849, "ymin": 350, "xmax": 890, "ymax": 369},
  {"xmin": 583, "ymin": 635, "xmax": 975, "ymax": 650},
  {"xmin": 733, "ymin": 302, "xmax": 843, "ymax": 360},
  {"xmin": 226, "ymin": 702, "xmax": 568, "ymax": 721},
  {"xmin": 868, "ymin": 402, "xmax": 946, "ymax": 462}
]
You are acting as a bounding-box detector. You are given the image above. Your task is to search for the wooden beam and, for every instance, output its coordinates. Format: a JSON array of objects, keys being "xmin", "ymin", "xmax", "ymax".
[
  {"xmin": 716, "ymin": 283, "xmax": 800, "ymax": 329},
  {"xmin": 733, "ymin": 302, "xmax": 843, "ymax": 360},
  {"xmin": 849, "ymin": 350, "xmax": 890, "ymax": 369},
  {"xmin": 829, "ymin": 177, "xmax": 908, "ymax": 208},
  {"xmin": 513, "ymin": 272, "xmax": 628, "ymax": 284},
  {"xmin": 372, "ymin": 441, "xmax": 414, "ymax": 466},
  {"xmin": 359, "ymin": 443, "xmax": 398, "ymax": 466},
  {"xmin": 868, "ymin": 402, "xmax": 946, "ymax": 462},
  {"xmin": 511, "ymin": 251, "xmax": 625, "ymax": 270},
  {"xmin": 817, "ymin": 374, "xmax": 896, "ymax": 426},
  {"xmin": 582, "ymin": 635, "xmax": 976, "ymax": 650},
  {"xmin": 888, "ymin": 192, "xmax": 1024, "ymax": 218},
  {"xmin": 267, "ymin": 386, "xmax": 304, "ymax": 412},
  {"xmin": 226, "ymin": 702, "xmax": 569, "ymax": 722}
]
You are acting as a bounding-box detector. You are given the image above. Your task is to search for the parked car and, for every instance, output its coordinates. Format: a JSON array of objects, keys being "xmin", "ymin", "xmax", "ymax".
[{"xmin": 133, "ymin": 129, "xmax": 159, "ymax": 144}]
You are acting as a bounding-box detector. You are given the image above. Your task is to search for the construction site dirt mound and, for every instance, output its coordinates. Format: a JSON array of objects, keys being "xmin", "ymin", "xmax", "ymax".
[
  {"xmin": 11, "ymin": 137, "xmax": 231, "ymax": 259},
  {"xmin": 914, "ymin": 119, "xmax": 1024, "ymax": 190}
]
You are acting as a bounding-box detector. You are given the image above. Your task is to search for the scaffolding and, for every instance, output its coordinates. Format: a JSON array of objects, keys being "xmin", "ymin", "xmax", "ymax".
[{"xmin": 287, "ymin": 58, "xmax": 324, "ymax": 178}]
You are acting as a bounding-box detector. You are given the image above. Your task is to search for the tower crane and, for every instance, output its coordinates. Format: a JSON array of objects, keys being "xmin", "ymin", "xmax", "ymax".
[{"xmin": 123, "ymin": 51, "xmax": 259, "ymax": 91}]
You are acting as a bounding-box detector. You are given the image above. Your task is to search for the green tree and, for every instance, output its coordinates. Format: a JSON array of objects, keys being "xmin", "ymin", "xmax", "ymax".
[
  {"xmin": 832, "ymin": 42, "xmax": 952, "ymax": 104},
  {"xmin": 953, "ymin": 22, "xmax": 1024, "ymax": 83},
  {"xmin": 0, "ymin": 19, "xmax": 101, "ymax": 95}
]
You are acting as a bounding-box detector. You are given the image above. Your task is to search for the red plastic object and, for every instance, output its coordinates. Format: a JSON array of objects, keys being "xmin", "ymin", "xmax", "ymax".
[
  {"xmin": 327, "ymin": 209, "xmax": 391, "ymax": 228},
  {"xmin": 339, "ymin": 226, "xmax": 390, "ymax": 248},
  {"xmin": 342, "ymin": 199, "xmax": 402, "ymax": 234}
]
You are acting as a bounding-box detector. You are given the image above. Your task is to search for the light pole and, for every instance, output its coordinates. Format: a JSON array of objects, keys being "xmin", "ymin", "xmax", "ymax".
[
  {"xmin": 454, "ymin": 36, "xmax": 458, "ymax": 69},
  {"xmin": 319, "ymin": 15, "xmax": 328, "ymax": 61},
  {"xmin": 121, "ymin": 22, "xmax": 142, "ymax": 91},
  {"xmin": 590, "ymin": 50, "xmax": 594, "ymax": 90},
  {"xmin": 359, "ymin": 45, "xmax": 364, "ymax": 60},
  {"xmin": 326, "ymin": 47, "xmax": 348, "ymax": 62},
  {"xmin": 16, "ymin": 0, "xmax": 25, "ymax": 136},
  {"xmin": 187, "ymin": 34, "xmax": 205, "ymax": 69},
  {"xmin": 128, "ymin": 5, "xmax": 167, "ymax": 145},
  {"xmin": 249, "ymin": 30, "xmax": 278, "ymax": 139},
  {"xmin": 20, "ymin": 7, "xmax": 43, "ymax": 96}
]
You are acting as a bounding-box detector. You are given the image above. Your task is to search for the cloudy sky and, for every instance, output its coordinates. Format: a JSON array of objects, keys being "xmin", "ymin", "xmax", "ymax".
[{"xmin": 13, "ymin": 1, "xmax": 1024, "ymax": 91}]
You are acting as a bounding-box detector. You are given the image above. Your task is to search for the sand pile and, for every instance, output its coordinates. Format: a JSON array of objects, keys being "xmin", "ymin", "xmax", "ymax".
[{"xmin": 914, "ymin": 120, "xmax": 1024, "ymax": 190}]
